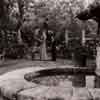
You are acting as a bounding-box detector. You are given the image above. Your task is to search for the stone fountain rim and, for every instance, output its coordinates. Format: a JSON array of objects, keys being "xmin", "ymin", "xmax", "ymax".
[
  {"xmin": 0, "ymin": 66, "xmax": 99, "ymax": 100},
  {"xmin": 24, "ymin": 67, "xmax": 95, "ymax": 86}
]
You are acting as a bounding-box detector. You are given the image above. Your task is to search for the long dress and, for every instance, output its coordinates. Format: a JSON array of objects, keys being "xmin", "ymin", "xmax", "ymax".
[{"xmin": 40, "ymin": 31, "xmax": 48, "ymax": 60}]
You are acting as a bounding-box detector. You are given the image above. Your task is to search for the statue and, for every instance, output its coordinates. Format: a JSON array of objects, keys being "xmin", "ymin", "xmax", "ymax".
[{"xmin": 76, "ymin": 1, "xmax": 100, "ymax": 34}]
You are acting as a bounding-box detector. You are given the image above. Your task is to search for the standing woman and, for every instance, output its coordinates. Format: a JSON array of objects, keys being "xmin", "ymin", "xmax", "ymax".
[{"xmin": 40, "ymin": 29, "xmax": 48, "ymax": 60}]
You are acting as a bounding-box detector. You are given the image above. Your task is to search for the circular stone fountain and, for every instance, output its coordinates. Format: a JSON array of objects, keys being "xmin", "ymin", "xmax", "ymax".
[
  {"xmin": 24, "ymin": 68, "xmax": 71, "ymax": 86},
  {"xmin": 0, "ymin": 66, "xmax": 100, "ymax": 100}
]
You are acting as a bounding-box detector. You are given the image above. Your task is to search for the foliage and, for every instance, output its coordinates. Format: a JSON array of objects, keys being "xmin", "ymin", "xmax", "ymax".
[
  {"xmin": 0, "ymin": 0, "xmax": 86, "ymax": 37},
  {"xmin": 4, "ymin": 43, "xmax": 27, "ymax": 59},
  {"xmin": 0, "ymin": 0, "xmax": 96, "ymax": 34},
  {"xmin": 0, "ymin": 0, "xmax": 98, "ymax": 58}
]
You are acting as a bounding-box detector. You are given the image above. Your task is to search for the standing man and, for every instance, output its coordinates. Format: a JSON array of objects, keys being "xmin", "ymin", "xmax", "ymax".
[{"xmin": 51, "ymin": 40, "xmax": 56, "ymax": 61}]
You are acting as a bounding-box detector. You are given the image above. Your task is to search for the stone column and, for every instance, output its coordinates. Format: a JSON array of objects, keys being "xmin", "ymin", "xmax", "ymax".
[
  {"xmin": 65, "ymin": 30, "xmax": 69, "ymax": 45},
  {"xmin": 18, "ymin": 29, "xmax": 23, "ymax": 44},
  {"xmin": 82, "ymin": 30, "xmax": 86, "ymax": 46},
  {"xmin": 95, "ymin": 46, "xmax": 100, "ymax": 88}
]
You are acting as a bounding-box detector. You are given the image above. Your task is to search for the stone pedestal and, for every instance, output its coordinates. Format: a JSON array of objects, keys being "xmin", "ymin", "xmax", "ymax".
[
  {"xmin": 72, "ymin": 75, "xmax": 86, "ymax": 87},
  {"xmin": 72, "ymin": 46, "xmax": 87, "ymax": 87},
  {"xmin": 95, "ymin": 75, "xmax": 100, "ymax": 88}
]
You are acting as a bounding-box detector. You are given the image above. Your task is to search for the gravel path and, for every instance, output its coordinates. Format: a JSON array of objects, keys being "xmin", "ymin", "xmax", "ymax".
[{"xmin": 0, "ymin": 59, "xmax": 73, "ymax": 75}]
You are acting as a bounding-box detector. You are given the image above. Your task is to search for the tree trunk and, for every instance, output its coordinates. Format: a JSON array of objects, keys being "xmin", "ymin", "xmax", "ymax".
[{"xmin": 17, "ymin": 0, "xmax": 24, "ymax": 44}]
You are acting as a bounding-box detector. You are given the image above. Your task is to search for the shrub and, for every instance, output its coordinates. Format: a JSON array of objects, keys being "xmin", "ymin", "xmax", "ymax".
[{"xmin": 4, "ymin": 43, "xmax": 27, "ymax": 59}]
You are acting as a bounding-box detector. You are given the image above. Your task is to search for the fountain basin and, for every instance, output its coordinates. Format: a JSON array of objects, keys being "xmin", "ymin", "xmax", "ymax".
[{"xmin": 0, "ymin": 67, "xmax": 99, "ymax": 100}]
